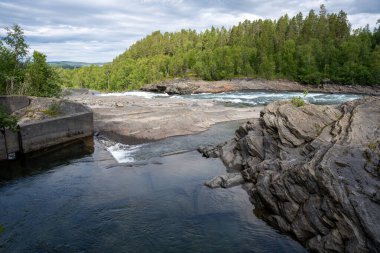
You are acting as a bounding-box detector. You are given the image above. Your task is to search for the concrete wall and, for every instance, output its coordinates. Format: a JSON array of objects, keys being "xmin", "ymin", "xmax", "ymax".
[
  {"xmin": 20, "ymin": 112, "xmax": 93, "ymax": 153},
  {"xmin": 0, "ymin": 97, "xmax": 93, "ymax": 160},
  {"xmin": 0, "ymin": 96, "xmax": 30, "ymax": 113},
  {"xmin": 0, "ymin": 134, "xmax": 6, "ymax": 160}
]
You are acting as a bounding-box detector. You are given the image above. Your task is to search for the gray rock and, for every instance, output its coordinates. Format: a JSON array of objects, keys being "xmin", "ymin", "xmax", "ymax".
[
  {"xmin": 202, "ymin": 97, "xmax": 380, "ymax": 253},
  {"xmin": 205, "ymin": 173, "xmax": 245, "ymax": 188},
  {"xmin": 198, "ymin": 145, "xmax": 220, "ymax": 158}
]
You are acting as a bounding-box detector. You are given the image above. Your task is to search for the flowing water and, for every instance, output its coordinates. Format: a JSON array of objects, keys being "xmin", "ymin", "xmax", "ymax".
[
  {"xmin": 0, "ymin": 91, "xmax": 362, "ymax": 252},
  {"xmin": 97, "ymin": 90, "xmax": 362, "ymax": 106},
  {"xmin": 183, "ymin": 90, "xmax": 362, "ymax": 106}
]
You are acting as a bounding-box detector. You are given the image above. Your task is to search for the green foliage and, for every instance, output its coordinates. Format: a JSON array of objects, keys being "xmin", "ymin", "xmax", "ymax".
[
  {"xmin": 314, "ymin": 123, "xmax": 322, "ymax": 135},
  {"xmin": 291, "ymin": 90, "xmax": 308, "ymax": 107},
  {"xmin": 291, "ymin": 96, "xmax": 305, "ymax": 107},
  {"xmin": 368, "ymin": 142, "xmax": 378, "ymax": 150},
  {"xmin": 0, "ymin": 106, "xmax": 18, "ymax": 131},
  {"xmin": 290, "ymin": 90, "xmax": 308, "ymax": 106},
  {"xmin": 25, "ymin": 51, "xmax": 61, "ymax": 97},
  {"xmin": 57, "ymin": 6, "xmax": 380, "ymax": 91},
  {"xmin": 0, "ymin": 24, "xmax": 28, "ymax": 95},
  {"xmin": 0, "ymin": 25, "xmax": 61, "ymax": 97},
  {"xmin": 0, "ymin": 224, "xmax": 4, "ymax": 234},
  {"xmin": 43, "ymin": 101, "xmax": 62, "ymax": 117}
]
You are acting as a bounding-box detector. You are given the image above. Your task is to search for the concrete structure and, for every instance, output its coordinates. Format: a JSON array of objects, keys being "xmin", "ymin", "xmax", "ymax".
[
  {"xmin": 0, "ymin": 96, "xmax": 30, "ymax": 114},
  {"xmin": 0, "ymin": 96, "xmax": 93, "ymax": 160}
]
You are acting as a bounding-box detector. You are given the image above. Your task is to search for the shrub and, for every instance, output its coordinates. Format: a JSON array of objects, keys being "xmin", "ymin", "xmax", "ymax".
[
  {"xmin": 368, "ymin": 142, "xmax": 378, "ymax": 150},
  {"xmin": 0, "ymin": 106, "xmax": 18, "ymax": 132},
  {"xmin": 291, "ymin": 90, "xmax": 308, "ymax": 107},
  {"xmin": 43, "ymin": 101, "xmax": 62, "ymax": 117},
  {"xmin": 291, "ymin": 96, "xmax": 305, "ymax": 107}
]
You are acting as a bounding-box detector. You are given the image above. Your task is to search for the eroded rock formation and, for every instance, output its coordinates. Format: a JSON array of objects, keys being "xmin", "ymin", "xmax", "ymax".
[{"xmin": 199, "ymin": 97, "xmax": 380, "ymax": 253}]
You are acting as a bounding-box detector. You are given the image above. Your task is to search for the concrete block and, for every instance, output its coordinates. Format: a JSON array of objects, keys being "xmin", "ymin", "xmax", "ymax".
[
  {"xmin": 20, "ymin": 112, "xmax": 93, "ymax": 153},
  {"xmin": 0, "ymin": 130, "xmax": 20, "ymax": 159},
  {"xmin": 0, "ymin": 97, "xmax": 94, "ymax": 161},
  {"xmin": 0, "ymin": 96, "xmax": 30, "ymax": 113}
]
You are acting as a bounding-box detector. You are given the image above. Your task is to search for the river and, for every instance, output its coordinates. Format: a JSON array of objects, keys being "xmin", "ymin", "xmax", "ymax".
[{"xmin": 0, "ymin": 91, "xmax": 362, "ymax": 252}]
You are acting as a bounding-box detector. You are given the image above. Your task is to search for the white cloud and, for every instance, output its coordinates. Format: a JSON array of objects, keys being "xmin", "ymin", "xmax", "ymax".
[
  {"xmin": 349, "ymin": 13, "xmax": 380, "ymax": 29},
  {"xmin": 0, "ymin": 0, "xmax": 379, "ymax": 62}
]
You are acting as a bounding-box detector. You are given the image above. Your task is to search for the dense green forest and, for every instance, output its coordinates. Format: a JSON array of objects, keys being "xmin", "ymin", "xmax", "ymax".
[
  {"xmin": 0, "ymin": 25, "xmax": 60, "ymax": 97},
  {"xmin": 58, "ymin": 6, "xmax": 380, "ymax": 91}
]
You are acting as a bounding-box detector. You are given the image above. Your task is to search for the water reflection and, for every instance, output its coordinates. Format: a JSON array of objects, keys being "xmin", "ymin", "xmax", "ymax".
[{"xmin": 0, "ymin": 137, "xmax": 94, "ymax": 182}]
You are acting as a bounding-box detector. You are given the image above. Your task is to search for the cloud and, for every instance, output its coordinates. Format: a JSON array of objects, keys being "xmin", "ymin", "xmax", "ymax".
[{"xmin": 0, "ymin": 0, "xmax": 379, "ymax": 62}]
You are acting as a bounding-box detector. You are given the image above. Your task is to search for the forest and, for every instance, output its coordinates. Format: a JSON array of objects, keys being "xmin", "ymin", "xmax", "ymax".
[
  {"xmin": 1, "ymin": 6, "xmax": 380, "ymax": 95},
  {"xmin": 57, "ymin": 6, "xmax": 380, "ymax": 91},
  {"xmin": 0, "ymin": 25, "xmax": 60, "ymax": 97}
]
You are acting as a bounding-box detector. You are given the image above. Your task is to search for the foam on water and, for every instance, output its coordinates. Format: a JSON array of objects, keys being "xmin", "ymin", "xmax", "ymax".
[
  {"xmin": 95, "ymin": 90, "xmax": 362, "ymax": 106},
  {"xmin": 106, "ymin": 143, "xmax": 143, "ymax": 163},
  {"xmin": 97, "ymin": 91, "xmax": 169, "ymax": 99},
  {"xmin": 188, "ymin": 91, "xmax": 362, "ymax": 105}
]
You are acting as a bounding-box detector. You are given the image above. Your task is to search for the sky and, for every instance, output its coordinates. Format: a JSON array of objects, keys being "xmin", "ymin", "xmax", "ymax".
[{"xmin": 0, "ymin": 0, "xmax": 379, "ymax": 62}]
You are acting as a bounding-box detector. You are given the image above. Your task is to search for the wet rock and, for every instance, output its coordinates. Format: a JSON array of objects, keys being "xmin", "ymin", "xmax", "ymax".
[
  {"xmin": 198, "ymin": 145, "xmax": 220, "ymax": 158},
  {"xmin": 202, "ymin": 97, "xmax": 380, "ymax": 253},
  {"xmin": 205, "ymin": 173, "xmax": 245, "ymax": 188}
]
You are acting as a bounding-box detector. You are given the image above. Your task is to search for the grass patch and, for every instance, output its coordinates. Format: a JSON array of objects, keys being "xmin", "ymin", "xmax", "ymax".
[
  {"xmin": 43, "ymin": 101, "xmax": 62, "ymax": 117},
  {"xmin": 368, "ymin": 142, "xmax": 378, "ymax": 150},
  {"xmin": 291, "ymin": 96, "xmax": 305, "ymax": 107},
  {"xmin": 314, "ymin": 123, "xmax": 322, "ymax": 135},
  {"xmin": 291, "ymin": 90, "xmax": 308, "ymax": 107}
]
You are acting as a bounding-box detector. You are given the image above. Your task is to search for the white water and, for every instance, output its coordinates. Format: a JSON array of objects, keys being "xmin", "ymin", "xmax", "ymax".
[
  {"xmin": 96, "ymin": 90, "xmax": 362, "ymax": 106},
  {"xmin": 106, "ymin": 143, "xmax": 144, "ymax": 163},
  {"xmin": 97, "ymin": 91, "xmax": 169, "ymax": 99},
  {"xmin": 186, "ymin": 91, "xmax": 362, "ymax": 106}
]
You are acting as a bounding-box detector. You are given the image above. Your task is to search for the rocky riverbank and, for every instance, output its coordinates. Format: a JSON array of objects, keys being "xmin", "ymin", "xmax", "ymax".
[
  {"xmin": 68, "ymin": 94, "xmax": 262, "ymax": 142},
  {"xmin": 142, "ymin": 78, "xmax": 380, "ymax": 96},
  {"xmin": 198, "ymin": 97, "xmax": 380, "ymax": 253}
]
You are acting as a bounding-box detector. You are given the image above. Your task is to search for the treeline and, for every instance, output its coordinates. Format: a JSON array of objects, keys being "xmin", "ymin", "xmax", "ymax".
[
  {"xmin": 0, "ymin": 25, "xmax": 60, "ymax": 97},
  {"xmin": 60, "ymin": 6, "xmax": 379, "ymax": 91}
]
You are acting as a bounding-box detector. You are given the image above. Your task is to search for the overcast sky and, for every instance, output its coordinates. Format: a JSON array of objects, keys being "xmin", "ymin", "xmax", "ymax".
[{"xmin": 1, "ymin": 0, "xmax": 379, "ymax": 62}]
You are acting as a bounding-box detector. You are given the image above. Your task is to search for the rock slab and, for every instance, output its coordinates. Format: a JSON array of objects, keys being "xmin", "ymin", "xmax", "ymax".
[{"xmin": 200, "ymin": 97, "xmax": 380, "ymax": 253}]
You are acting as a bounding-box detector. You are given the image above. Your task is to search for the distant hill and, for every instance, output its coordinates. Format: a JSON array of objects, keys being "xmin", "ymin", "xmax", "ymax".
[{"xmin": 48, "ymin": 61, "xmax": 106, "ymax": 69}]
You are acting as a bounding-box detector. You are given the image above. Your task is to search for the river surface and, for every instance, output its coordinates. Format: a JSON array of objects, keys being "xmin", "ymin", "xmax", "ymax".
[
  {"xmin": 98, "ymin": 90, "xmax": 362, "ymax": 106},
  {"xmin": 0, "ymin": 91, "xmax": 362, "ymax": 252}
]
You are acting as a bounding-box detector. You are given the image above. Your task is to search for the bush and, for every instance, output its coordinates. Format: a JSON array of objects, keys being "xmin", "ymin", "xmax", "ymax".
[
  {"xmin": 0, "ymin": 106, "xmax": 18, "ymax": 132},
  {"xmin": 368, "ymin": 142, "xmax": 378, "ymax": 150},
  {"xmin": 43, "ymin": 101, "xmax": 62, "ymax": 117},
  {"xmin": 291, "ymin": 90, "xmax": 308, "ymax": 107},
  {"xmin": 291, "ymin": 96, "xmax": 305, "ymax": 107}
]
